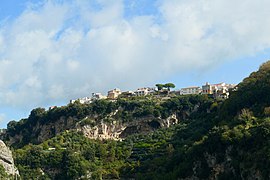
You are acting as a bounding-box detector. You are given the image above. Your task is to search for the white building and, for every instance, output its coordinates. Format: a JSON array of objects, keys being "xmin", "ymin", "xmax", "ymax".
[
  {"xmin": 121, "ymin": 91, "xmax": 135, "ymax": 97},
  {"xmin": 202, "ymin": 82, "xmax": 237, "ymax": 99},
  {"xmin": 70, "ymin": 96, "xmax": 92, "ymax": 104},
  {"xmin": 79, "ymin": 97, "xmax": 92, "ymax": 104},
  {"xmin": 180, "ymin": 86, "xmax": 201, "ymax": 95},
  {"xmin": 107, "ymin": 88, "xmax": 122, "ymax": 99},
  {"xmin": 134, "ymin": 87, "xmax": 156, "ymax": 96},
  {"xmin": 92, "ymin": 93, "xmax": 107, "ymax": 100}
]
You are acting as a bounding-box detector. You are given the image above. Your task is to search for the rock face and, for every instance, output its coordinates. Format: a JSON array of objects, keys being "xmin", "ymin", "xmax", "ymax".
[
  {"xmin": 7, "ymin": 116, "xmax": 78, "ymax": 146},
  {"xmin": 0, "ymin": 140, "xmax": 19, "ymax": 177},
  {"xmin": 6, "ymin": 113, "xmax": 180, "ymax": 147},
  {"xmin": 78, "ymin": 114, "xmax": 179, "ymax": 140}
]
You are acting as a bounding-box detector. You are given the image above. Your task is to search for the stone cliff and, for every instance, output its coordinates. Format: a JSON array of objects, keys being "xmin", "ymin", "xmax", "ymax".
[
  {"xmin": 0, "ymin": 140, "xmax": 19, "ymax": 178},
  {"xmin": 5, "ymin": 107, "xmax": 181, "ymax": 146},
  {"xmin": 78, "ymin": 114, "xmax": 178, "ymax": 140}
]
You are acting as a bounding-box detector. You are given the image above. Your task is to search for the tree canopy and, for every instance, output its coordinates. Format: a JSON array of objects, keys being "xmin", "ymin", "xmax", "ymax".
[{"xmin": 155, "ymin": 83, "xmax": 176, "ymax": 91}]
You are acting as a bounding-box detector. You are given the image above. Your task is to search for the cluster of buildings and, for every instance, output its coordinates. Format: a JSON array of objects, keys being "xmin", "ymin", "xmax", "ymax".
[
  {"xmin": 70, "ymin": 82, "xmax": 236, "ymax": 105},
  {"xmin": 177, "ymin": 82, "xmax": 236, "ymax": 99},
  {"xmin": 70, "ymin": 87, "xmax": 157, "ymax": 104},
  {"xmin": 70, "ymin": 93, "xmax": 107, "ymax": 104}
]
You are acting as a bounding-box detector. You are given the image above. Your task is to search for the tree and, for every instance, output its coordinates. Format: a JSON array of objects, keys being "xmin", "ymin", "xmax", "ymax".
[
  {"xmin": 155, "ymin": 84, "xmax": 164, "ymax": 91},
  {"xmin": 7, "ymin": 120, "xmax": 17, "ymax": 132},
  {"xmin": 164, "ymin": 83, "xmax": 175, "ymax": 91},
  {"xmin": 29, "ymin": 108, "xmax": 46, "ymax": 121},
  {"xmin": 62, "ymin": 150, "xmax": 89, "ymax": 179}
]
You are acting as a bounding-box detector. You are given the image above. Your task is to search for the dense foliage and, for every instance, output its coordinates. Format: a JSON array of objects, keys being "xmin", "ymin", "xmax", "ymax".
[
  {"xmin": 221, "ymin": 61, "xmax": 270, "ymax": 118},
  {"xmin": 5, "ymin": 61, "xmax": 270, "ymax": 179},
  {"xmin": 5, "ymin": 94, "xmax": 212, "ymax": 148},
  {"xmin": 0, "ymin": 164, "xmax": 8, "ymax": 179},
  {"xmin": 14, "ymin": 131, "xmax": 133, "ymax": 179},
  {"xmin": 9, "ymin": 94, "xmax": 215, "ymax": 179},
  {"xmin": 13, "ymin": 123, "xmax": 180, "ymax": 179}
]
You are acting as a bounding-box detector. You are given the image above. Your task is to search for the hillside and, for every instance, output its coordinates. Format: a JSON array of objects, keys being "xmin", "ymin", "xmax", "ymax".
[
  {"xmin": 4, "ymin": 95, "xmax": 212, "ymax": 148},
  {"xmin": 2, "ymin": 61, "xmax": 270, "ymax": 179}
]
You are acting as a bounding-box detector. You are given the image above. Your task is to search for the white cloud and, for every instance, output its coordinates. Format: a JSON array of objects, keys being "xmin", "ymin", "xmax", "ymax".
[{"xmin": 1, "ymin": 0, "xmax": 270, "ymax": 110}]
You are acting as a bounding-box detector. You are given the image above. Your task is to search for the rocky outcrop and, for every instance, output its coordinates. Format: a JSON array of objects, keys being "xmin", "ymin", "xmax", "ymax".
[
  {"xmin": 78, "ymin": 114, "xmax": 179, "ymax": 140},
  {"xmin": 7, "ymin": 116, "xmax": 78, "ymax": 146},
  {"xmin": 0, "ymin": 140, "xmax": 19, "ymax": 177},
  {"xmin": 6, "ymin": 108, "xmax": 180, "ymax": 146},
  {"xmin": 36, "ymin": 116, "xmax": 78, "ymax": 143},
  {"xmin": 185, "ymin": 146, "xmax": 265, "ymax": 180},
  {"xmin": 79, "ymin": 121, "xmax": 125, "ymax": 140}
]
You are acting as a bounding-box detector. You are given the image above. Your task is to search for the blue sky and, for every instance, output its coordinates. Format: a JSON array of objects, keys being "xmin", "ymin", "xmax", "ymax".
[{"xmin": 0, "ymin": 0, "xmax": 270, "ymax": 128}]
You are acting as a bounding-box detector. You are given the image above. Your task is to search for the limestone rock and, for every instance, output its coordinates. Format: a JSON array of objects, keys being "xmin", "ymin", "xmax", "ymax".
[
  {"xmin": 0, "ymin": 140, "xmax": 19, "ymax": 177},
  {"xmin": 78, "ymin": 114, "xmax": 179, "ymax": 141}
]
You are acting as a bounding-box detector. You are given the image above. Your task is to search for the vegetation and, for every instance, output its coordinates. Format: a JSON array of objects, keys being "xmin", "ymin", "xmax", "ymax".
[
  {"xmin": 0, "ymin": 164, "xmax": 8, "ymax": 179},
  {"xmin": 3, "ymin": 61, "xmax": 270, "ymax": 179},
  {"xmin": 155, "ymin": 83, "xmax": 176, "ymax": 91},
  {"xmin": 5, "ymin": 94, "xmax": 211, "ymax": 148},
  {"xmin": 221, "ymin": 61, "xmax": 270, "ymax": 118},
  {"xmin": 14, "ymin": 131, "xmax": 134, "ymax": 179}
]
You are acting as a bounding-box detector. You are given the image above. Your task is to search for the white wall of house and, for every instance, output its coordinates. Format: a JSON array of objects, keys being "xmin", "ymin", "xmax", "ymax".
[
  {"xmin": 180, "ymin": 87, "xmax": 201, "ymax": 95},
  {"xmin": 134, "ymin": 87, "xmax": 155, "ymax": 96},
  {"xmin": 92, "ymin": 93, "xmax": 107, "ymax": 100}
]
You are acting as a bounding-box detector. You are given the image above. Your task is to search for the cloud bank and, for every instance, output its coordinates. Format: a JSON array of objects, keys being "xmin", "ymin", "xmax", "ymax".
[{"xmin": 1, "ymin": 0, "xmax": 270, "ymax": 109}]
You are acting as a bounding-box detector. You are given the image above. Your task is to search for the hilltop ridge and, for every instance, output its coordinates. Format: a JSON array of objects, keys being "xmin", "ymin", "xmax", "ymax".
[{"xmin": 1, "ymin": 60, "xmax": 270, "ymax": 179}]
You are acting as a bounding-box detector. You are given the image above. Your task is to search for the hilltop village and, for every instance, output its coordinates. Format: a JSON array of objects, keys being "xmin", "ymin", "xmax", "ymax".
[
  {"xmin": 2, "ymin": 61, "xmax": 270, "ymax": 180},
  {"xmin": 69, "ymin": 82, "xmax": 236, "ymax": 105}
]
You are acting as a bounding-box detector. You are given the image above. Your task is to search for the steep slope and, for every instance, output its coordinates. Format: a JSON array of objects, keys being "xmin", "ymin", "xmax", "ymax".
[
  {"xmin": 221, "ymin": 60, "xmax": 270, "ymax": 118},
  {"xmin": 4, "ymin": 95, "xmax": 211, "ymax": 148},
  {"xmin": 6, "ymin": 60, "xmax": 270, "ymax": 179},
  {"xmin": 6, "ymin": 96, "xmax": 215, "ymax": 179},
  {"xmin": 129, "ymin": 61, "xmax": 270, "ymax": 179}
]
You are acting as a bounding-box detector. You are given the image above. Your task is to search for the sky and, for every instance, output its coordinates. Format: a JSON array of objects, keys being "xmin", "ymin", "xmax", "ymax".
[{"xmin": 0, "ymin": 0, "xmax": 270, "ymax": 128}]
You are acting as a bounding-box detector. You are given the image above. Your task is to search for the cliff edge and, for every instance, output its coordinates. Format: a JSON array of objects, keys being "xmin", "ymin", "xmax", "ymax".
[{"xmin": 0, "ymin": 140, "xmax": 19, "ymax": 178}]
